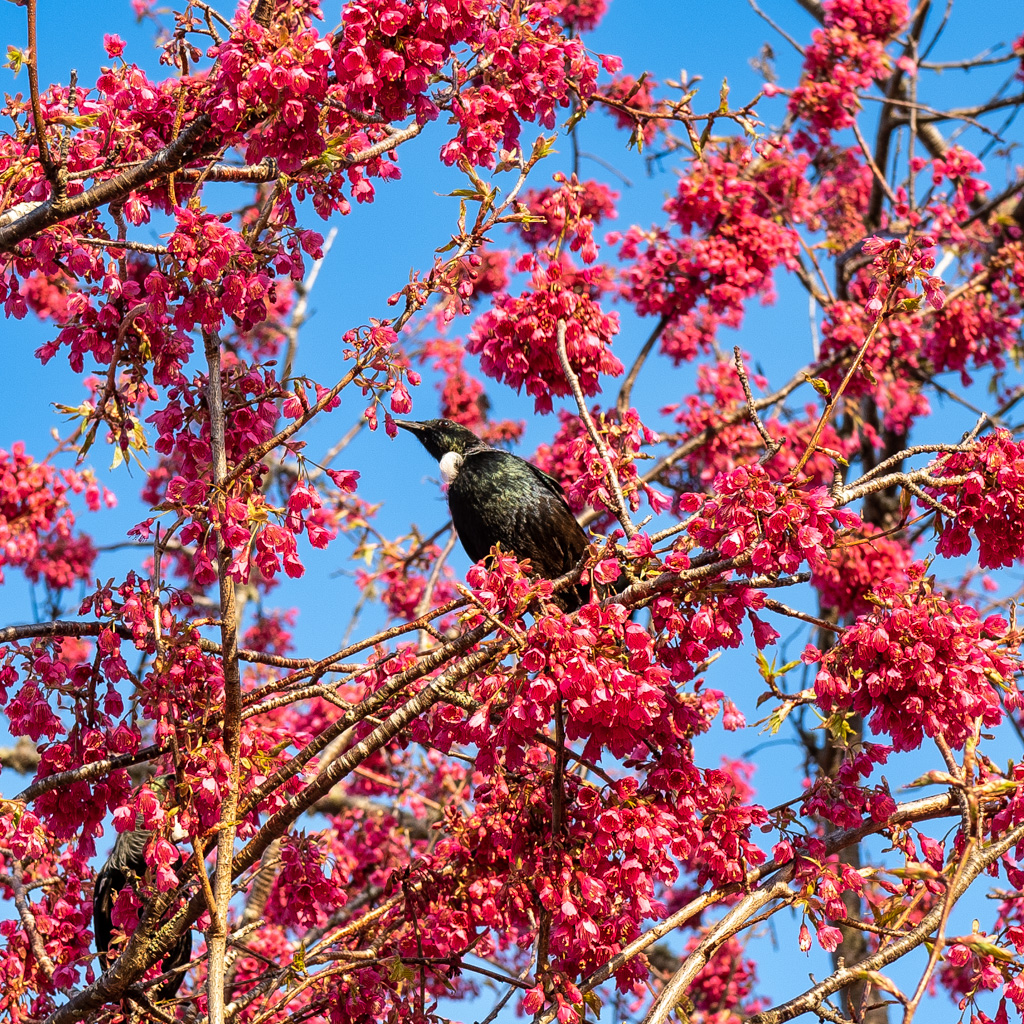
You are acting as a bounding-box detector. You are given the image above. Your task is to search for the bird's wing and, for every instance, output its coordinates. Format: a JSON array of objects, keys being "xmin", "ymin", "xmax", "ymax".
[
  {"xmin": 523, "ymin": 459, "xmax": 571, "ymax": 502},
  {"xmin": 94, "ymin": 828, "xmax": 150, "ymax": 953},
  {"xmin": 109, "ymin": 827, "xmax": 151, "ymax": 876},
  {"xmin": 93, "ymin": 856, "xmax": 135, "ymax": 956}
]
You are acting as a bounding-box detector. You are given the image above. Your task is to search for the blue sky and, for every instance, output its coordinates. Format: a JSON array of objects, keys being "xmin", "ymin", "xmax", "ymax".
[{"xmin": 2, "ymin": 0, "xmax": 1024, "ymax": 1019}]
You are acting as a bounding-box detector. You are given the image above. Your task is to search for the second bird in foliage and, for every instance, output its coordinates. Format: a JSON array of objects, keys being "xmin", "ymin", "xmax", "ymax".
[
  {"xmin": 93, "ymin": 821, "xmax": 192, "ymax": 999},
  {"xmin": 396, "ymin": 418, "xmax": 590, "ymax": 611}
]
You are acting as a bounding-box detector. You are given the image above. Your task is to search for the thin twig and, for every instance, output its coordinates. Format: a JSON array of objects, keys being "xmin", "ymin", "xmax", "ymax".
[
  {"xmin": 555, "ymin": 319, "xmax": 636, "ymax": 538},
  {"xmin": 747, "ymin": 0, "xmax": 806, "ymax": 54},
  {"xmin": 11, "ymin": 861, "xmax": 56, "ymax": 981},
  {"xmin": 792, "ymin": 298, "xmax": 892, "ymax": 477},
  {"xmin": 25, "ymin": 0, "xmax": 56, "ymax": 184},
  {"xmin": 617, "ymin": 314, "xmax": 669, "ymax": 417},
  {"xmin": 476, "ymin": 954, "xmax": 537, "ymax": 1024},
  {"xmin": 762, "ymin": 597, "xmax": 844, "ymax": 634},
  {"xmin": 733, "ymin": 346, "xmax": 782, "ymax": 464}
]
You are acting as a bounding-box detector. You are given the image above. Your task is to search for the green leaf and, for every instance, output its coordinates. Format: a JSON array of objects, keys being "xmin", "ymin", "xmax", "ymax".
[
  {"xmin": 531, "ymin": 134, "xmax": 557, "ymax": 161},
  {"xmin": 807, "ymin": 376, "xmax": 832, "ymax": 402},
  {"xmin": 5, "ymin": 46, "xmax": 26, "ymax": 74}
]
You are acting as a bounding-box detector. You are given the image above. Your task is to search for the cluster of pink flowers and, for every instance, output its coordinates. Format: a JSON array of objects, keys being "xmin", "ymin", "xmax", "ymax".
[
  {"xmin": 0, "ymin": 841, "xmax": 96, "ymax": 994},
  {"xmin": 650, "ymin": 584, "xmax": 770, "ymax": 683},
  {"xmin": 515, "ymin": 174, "xmax": 618, "ymax": 262},
  {"xmin": 467, "ymin": 254, "xmax": 622, "ymax": 413},
  {"xmin": 169, "ymin": 208, "xmax": 310, "ymax": 334},
  {"xmin": 270, "ymin": 834, "xmax": 351, "ymax": 930},
  {"xmin": 792, "ymin": 840, "xmax": 871, "ymax": 952},
  {"xmin": 335, "ymin": 0, "xmax": 483, "ymax": 123},
  {"xmin": 141, "ymin": 359, "xmax": 360, "ymax": 587},
  {"xmin": 616, "ymin": 142, "xmax": 804, "ymax": 336},
  {"xmin": 0, "ymin": 443, "xmax": 109, "ymax": 589},
  {"xmin": 514, "ymin": 601, "xmax": 680, "ymax": 761},
  {"xmin": 940, "ymin": 925, "xmax": 1024, "ymax": 1019},
  {"xmin": 927, "ymin": 147, "xmax": 990, "ymax": 234},
  {"xmin": 860, "ymin": 234, "xmax": 945, "ymax": 313},
  {"xmin": 208, "ymin": 7, "xmax": 334, "ymax": 172},
  {"xmin": 432, "ymin": 248, "xmax": 510, "ymax": 324},
  {"xmin": 440, "ymin": 7, "xmax": 599, "ymax": 167},
  {"xmin": 419, "ymin": 756, "xmax": 764, "ymax": 1015},
  {"xmin": 680, "ymin": 758, "xmax": 768, "ymax": 887},
  {"xmin": 465, "ymin": 549, "xmax": 556, "ymax": 619},
  {"xmin": 681, "ymin": 463, "xmax": 862, "ymax": 576},
  {"xmin": 801, "ymin": 742, "xmax": 896, "ymax": 829},
  {"xmin": 925, "ymin": 292, "xmax": 1020, "ymax": 379},
  {"xmin": 812, "ymin": 524, "xmax": 914, "ymax": 616},
  {"xmin": 789, "ymin": 0, "xmax": 908, "ymax": 140},
  {"xmin": 927, "ymin": 431, "xmax": 1024, "ymax": 568},
  {"xmin": 532, "ymin": 408, "xmax": 670, "ymax": 520},
  {"xmin": 807, "ymin": 566, "xmax": 1021, "ymax": 751},
  {"xmin": 336, "ymin": 0, "xmax": 599, "ymax": 168}
]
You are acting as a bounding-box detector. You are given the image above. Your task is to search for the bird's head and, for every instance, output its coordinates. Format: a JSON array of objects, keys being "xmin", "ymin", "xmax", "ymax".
[{"xmin": 394, "ymin": 418, "xmax": 486, "ymax": 461}]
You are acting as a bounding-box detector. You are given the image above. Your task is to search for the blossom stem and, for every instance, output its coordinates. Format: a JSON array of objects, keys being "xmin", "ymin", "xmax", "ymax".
[{"xmin": 733, "ymin": 346, "xmax": 783, "ymax": 464}]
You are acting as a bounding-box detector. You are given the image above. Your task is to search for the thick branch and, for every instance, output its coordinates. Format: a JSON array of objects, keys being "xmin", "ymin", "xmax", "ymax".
[
  {"xmin": 643, "ymin": 879, "xmax": 798, "ymax": 1024},
  {"xmin": 748, "ymin": 822, "xmax": 1024, "ymax": 1023},
  {"xmin": 203, "ymin": 331, "xmax": 242, "ymax": 1024},
  {"xmin": 0, "ymin": 115, "xmax": 211, "ymax": 251},
  {"xmin": 547, "ymin": 792, "xmax": 957, "ymax": 1018}
]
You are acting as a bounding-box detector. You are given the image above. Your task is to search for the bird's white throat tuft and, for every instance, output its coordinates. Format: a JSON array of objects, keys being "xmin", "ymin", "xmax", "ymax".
[{"xmin": 439, "ymin": 451, "xmax": 464, "ymax": 486}]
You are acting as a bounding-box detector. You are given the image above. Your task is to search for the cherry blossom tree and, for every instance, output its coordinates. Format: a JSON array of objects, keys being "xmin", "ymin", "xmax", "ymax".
[{"xmin": 1, "ymin": 2, "xmax": 1023, "ymax": 1023}]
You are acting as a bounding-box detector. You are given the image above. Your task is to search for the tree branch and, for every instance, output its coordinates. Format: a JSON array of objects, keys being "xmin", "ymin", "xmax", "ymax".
[
  {"xmin": 203, "ymin": 330, "xmax": 242, "ymax": 1024},
  {"xmin": 0, "ymin": 114, "xmax": 211, "ymax": 251},
  {"xmin": 556, "ymin": 318, "xmax": 636, "ymax": 538},
  {"xmin": 748, "ymin": 822, "xmax": 1024, "ymax": 1023}
]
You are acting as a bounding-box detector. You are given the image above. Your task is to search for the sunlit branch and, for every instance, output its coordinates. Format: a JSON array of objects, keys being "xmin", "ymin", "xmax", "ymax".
[
  {"xmin": 203, "ymin": 329, "xmax": 243, "ymax": 1024},
  {"xmin": 0, "ymin": 114, "xmax": 212, "ymax": 251},
  {"xmin": 747, "ymin": 822, "xmax": 1024, "ymax": 1024}
]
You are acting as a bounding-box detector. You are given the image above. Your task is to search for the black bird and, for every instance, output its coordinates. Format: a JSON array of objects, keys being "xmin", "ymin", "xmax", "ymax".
[
  {"xmin": 396, "ymin": 418, "xmax": 591, "ymax": 611},
  {"xmin": 94, "ymin": 816, "xmax": 192, "ymax": 999}
]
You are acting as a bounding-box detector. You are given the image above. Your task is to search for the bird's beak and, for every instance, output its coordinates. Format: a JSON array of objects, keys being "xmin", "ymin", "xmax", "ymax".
[{"xmin": 393, "ymin": 419, "xmax": 426, "ymax": 434}]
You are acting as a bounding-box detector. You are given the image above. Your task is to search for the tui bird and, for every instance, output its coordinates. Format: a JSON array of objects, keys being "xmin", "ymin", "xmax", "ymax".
[
  {"xmin": 94, "ymin": 814, "xmax": 192, "ymax": 999},
  {"xmin": 396, "ymin": 418, "xmax": 591, "ymax": 611}
]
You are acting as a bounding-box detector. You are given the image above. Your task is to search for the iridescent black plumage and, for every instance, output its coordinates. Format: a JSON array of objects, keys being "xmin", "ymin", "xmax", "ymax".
[
  {"xmin": 94, "ymin": 822, "xmax": 192, "ymax": 999},
  {"xmin": 396, "ymin": 418, "xmax": 590, "ymax": 610}
]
